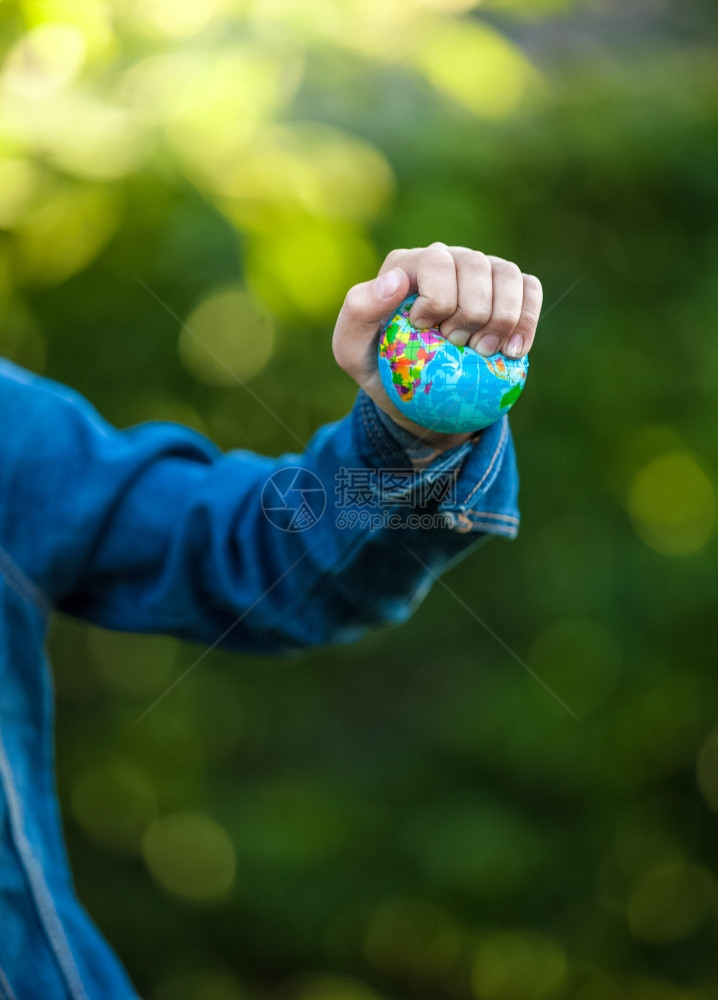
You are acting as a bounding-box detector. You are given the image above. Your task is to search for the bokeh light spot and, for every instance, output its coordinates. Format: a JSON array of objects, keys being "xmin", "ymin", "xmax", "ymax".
[
  {"xmin": 2, "ymin": 24, "xmax": 86, "ymax": 99},
  {"xmin": 626, "ymin": 861, "xmax": 714, "ymax": 944},
  {"xmin": 471, "ymin": 930, "xmax": 566, "ymax": 999},
  {"xmin": 22, "ymin": 0, "xmax": 116, "ymax": 62},
  {"xmin": 0, "ymin": 159, "xmax": 46, "ymax": 229},
  {"xmin": 124, "ymin": 0, "xmax": 229, "ymax": 39},
  {"xmin": 14, "ymin": 183, "xmax": 122, "ymax": 285},
  {"xmin": 245, "ymin": 221, "xmax": 377, "ymax": 320},
  {"xmin": 628, "ymin": 451, "xmax": 715, "ymax": 555},
  {"xmin": 362, "ymin": 897, "xmax": 461, "ymax": 981},
  {"xmin": 414, "ymin": 19, "xmax": 538, "ymax": 118},
  {"xmin": 142, "ymin": 812, "xmax": 236, "ymax": 901},
  {"xmin": 159, "ymin": 47, "xmax": 304, "ymax": 182},
  {"xmin": 207, "ymin": 123, "xmax": 394, "ymax": 223},
  {"xmin": 416, "ymin": 0, "xmax": 481, "ymax": 10},
  {"xmin": 179, "ymin": 286, "xmax": 275, "ymax": 386},
  {"xmin": 71, "ymin": 758, "xmax": 157, "ymax": 854},
  {"xmin": 44, "ymin": 96, "xmax": 146, "ymax": 180}
]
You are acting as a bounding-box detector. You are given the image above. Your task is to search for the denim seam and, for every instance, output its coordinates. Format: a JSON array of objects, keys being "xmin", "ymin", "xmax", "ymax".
[
  {"xmin": 0, "ymin": 546, "xmax": 52, "ymax": 617},
  {"xmin": 0, "ymin": 967, "xmax": 18, "ymax": 1000},
  {"xmin": 0, "ymin": 730, "xmax": 89, "ymax": 1000},
  {"xmin": 463, "ymin": 511, "xmax": 519, "ymax": 524},
  {"xmin": 469, "ymin": 520, "xmax": 517, "ymax": 537},
  {"xmin": 463, "ymin": 416, "xmax": 508, "ymax": 504}
]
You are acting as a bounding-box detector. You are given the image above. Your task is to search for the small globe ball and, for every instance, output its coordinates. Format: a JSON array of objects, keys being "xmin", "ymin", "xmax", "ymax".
[{"xmin": 377, "ymin": 294, "xmax": 529, "ymax": 434}]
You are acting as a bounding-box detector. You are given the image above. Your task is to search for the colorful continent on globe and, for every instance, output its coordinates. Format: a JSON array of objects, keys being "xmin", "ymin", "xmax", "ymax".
[
  {"xmin": 378, "ymin": 303, "xmax": 446, "ymax": 402},
  {"xmin": 376, "ymin": 293, "xmax": 529, "ymax": 434}
]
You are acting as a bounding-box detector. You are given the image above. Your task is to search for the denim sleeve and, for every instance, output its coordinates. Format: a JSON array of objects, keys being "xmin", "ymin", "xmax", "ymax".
[{"xmin": 0, "ymin": 359, "xmax": 519, "ymax": 654}]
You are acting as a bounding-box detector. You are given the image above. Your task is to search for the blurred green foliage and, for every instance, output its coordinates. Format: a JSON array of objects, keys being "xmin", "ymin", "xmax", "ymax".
[{"xmin": 2, "ymin": 0, "xmax": 718, "ymax": 997}]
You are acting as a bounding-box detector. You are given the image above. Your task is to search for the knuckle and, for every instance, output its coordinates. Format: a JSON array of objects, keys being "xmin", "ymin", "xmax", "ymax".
[
  {"xmin": 422, "ymin": 243, "xmax": 452, "ymax": 263},
  {"xmin": 523, "ymin": 273, "xmax": 544, "ymax": 300},
  {"xmin": 491, "ymin": 307, "xmax": 521, "ymax": 332},
  {"xmin": 457, "ymin": 303, "xmax": 492, "ymax": 327},
  {"xmin": 517, "ymin": 309, "xmax": 541, "ymax": 332},
  {"xmin": 423, "ymin": 290, "xmax": 455, "ymax": 315},
  {"xmin": 471, "ymin": 250, "xmax": 491, "ymax": 272},
  {"xmin": 493, "ymin": 259, "xmax": 521, "ymax": 278},
  {"xmin": 382, "ymin": 248, "xmax": 404, "ymax": 268},
  {"xmin": 454, "ymin": 247, "xmax": 491, "ymax": 274},
  {"xmin": 450, "ymin": 245, "xmax": 473, "ymax": 261},
  {"xmin": 522, "ymin": 302, "xmax": 542, "ymax": 322}
]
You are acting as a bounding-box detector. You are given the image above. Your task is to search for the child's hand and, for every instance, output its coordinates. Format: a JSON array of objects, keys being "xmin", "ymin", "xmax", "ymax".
[{"xmin": 332, "ymin": 243, "xmax": 543, "ymax": 448}]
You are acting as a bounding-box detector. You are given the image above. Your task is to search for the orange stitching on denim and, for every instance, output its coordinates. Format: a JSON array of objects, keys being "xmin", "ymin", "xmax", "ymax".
[
  {"xmin": 450, "ymin": 513, "xmax": 517, "ymax": 536},
  {"xmin": 453, "ymin": 513, "xmax": 473, "ymax": 532},
  {"xmin": 465, "ymin": 510, "xmax": 519, "ymax": 523},
  {"xmin": 473, "ymin": 523, "xmax": 516, "ymax": 535}
]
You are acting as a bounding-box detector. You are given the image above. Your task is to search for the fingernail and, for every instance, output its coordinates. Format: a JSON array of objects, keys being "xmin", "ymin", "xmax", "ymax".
[
  {"xmin": 376, "ymin": 268, "xmax": 403, "ymax": 299},
  {"xmin": 505, "ymin": 334, "xmax": 524, "ymax": 358},
  {"xmin": 447, "ymin": 329, "xmax": 470, "ymax": 346},
  {"xmin": 475, "ymin": 333, "xmax": 500, "ymax": 356}
]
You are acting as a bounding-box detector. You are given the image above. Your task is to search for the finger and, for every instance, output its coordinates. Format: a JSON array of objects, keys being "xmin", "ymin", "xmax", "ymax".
[
  {"xmin": 439, "ymin": 248, "xmax": 493, "ymax": 346},
  {"xmin": 468, "ymin": 257, "xmax": 523, "ymax": 357},
  {"xmin": 332, "ymin": 266, "xmax": 410, "ymax": 376},
  {"xmin": 378, "ymin": 245, "xmax": 456, "ymax": 327},
  {"xmin": 378, "ymin": 246, "xmax": 421, "ymax": 279},
  {"xmin": 506, "ymin": 273, "xmax": 543, "ymax": 357},
  {"xmin": 405, "ymin": 243, "xmax": 458, "ymax": 330}
]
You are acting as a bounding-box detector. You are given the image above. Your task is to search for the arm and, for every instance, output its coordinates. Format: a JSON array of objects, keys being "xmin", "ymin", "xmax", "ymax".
[
  {"xmin": 0, "ymin": 360, "xmax": 516, "ymax": 654},
  {"xmin": 0, "ymin": 244, "xmax": 538, "ymax": 655}
]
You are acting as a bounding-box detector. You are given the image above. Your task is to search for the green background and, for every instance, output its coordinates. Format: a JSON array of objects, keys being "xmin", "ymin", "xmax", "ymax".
[{"xmin": 1, "ymin": 1, "xmax": 718, "ymax": 997}]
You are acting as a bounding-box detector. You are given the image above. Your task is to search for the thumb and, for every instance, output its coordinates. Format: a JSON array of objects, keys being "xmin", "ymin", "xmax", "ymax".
[{"xmin": 334, "ymin": 267, "xmax": 411, "ymax": 349}]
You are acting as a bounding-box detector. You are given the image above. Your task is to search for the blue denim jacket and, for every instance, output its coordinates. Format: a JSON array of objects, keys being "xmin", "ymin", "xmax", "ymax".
[{"xmin": 0, "ymin": 357, "xmax": 519, "ymax": 999}]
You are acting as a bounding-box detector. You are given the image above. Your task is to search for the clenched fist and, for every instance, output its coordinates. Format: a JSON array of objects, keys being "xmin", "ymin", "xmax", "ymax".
[{"xmin": 332, "ymin": 243, "xmax": 542, "ymax": 450}]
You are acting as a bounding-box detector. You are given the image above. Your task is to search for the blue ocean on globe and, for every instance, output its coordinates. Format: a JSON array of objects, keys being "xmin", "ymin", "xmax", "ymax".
[{"xmin": 377, "ymin": 294, "xmax": 529, "ymax": 434}]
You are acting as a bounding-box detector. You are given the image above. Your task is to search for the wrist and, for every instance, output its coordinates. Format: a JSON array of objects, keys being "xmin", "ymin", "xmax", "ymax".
[
  {"xmin": 372, "ymin": 396, "xmax": 476, "ymax": 453},
  {"xmin": 364, "ymin": 391, "xmax": 479, "ymax": 473}
]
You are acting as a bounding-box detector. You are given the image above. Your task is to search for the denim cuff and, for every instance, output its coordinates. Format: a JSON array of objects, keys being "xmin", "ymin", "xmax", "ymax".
[
  {"xmin": 369, "ymin": 397, "xmax": 463, "ymax": 467},
  {"xmin": 350, "ymin": 389, "xmax": 519, "ymax": 537},
  {"xmin": 439, "ymin": 413, "xmax": 520, "ymax": 537}
]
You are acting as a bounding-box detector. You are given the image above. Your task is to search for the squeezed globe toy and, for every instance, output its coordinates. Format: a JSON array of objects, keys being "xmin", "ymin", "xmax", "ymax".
[{"xmin": 377, "ymin": 293, "xmax": 529, "ymax": 434}]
